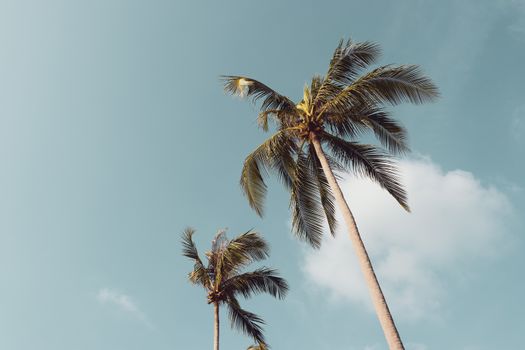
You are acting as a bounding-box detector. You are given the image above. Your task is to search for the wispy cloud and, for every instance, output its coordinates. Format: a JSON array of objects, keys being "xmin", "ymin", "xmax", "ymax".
[
  {"xmin": 97, "ymin": 288, "xmax": 154, "ymax": 329},
  {"xmin": 511, "ymin": 105, "xmax": 525, "ymax": 142},
  {"xmin": 302, "ymin": 158, "xmax": 515, "ymax": 321},
  {"xmin": 507, "ymin": 0, "xmax": 525, "ymax": 37}
]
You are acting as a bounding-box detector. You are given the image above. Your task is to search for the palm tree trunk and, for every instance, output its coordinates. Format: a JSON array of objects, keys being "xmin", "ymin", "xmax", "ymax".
[
  {"xmin": 310, "ymin": 133, "xmax": 404, "ymax": 350},
  {"xmin": 214, "ymin": 302, "xmax": 220, "ymax": 350}
]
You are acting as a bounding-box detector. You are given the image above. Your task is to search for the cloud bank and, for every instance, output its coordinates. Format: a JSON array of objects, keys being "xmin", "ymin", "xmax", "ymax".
[{"xmin": 302, "ymin": 158, "xmax": 514, "ymax": 320}]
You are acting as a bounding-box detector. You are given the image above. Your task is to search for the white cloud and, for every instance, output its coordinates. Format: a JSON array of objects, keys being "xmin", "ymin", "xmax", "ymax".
[
  {"xmin": 302, "ymin": 157, "xmax": 514, "ymax": 321},
  {"xmin": 97, "ymin": 288, "xmax": 154, "ymax": 329}
]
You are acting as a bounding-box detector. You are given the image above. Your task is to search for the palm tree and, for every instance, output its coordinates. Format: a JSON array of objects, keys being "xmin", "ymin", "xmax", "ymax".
[
  {"xmin": 182, "ymin": 228, "xmax": 289, "ymax": 350},
  {"xmin": 247, "ymin": 343, "xmax": 269, "ymax": 350},
  {"xmin": 222, "ymin": 38, "xmax": 438, "ymax": 349}
]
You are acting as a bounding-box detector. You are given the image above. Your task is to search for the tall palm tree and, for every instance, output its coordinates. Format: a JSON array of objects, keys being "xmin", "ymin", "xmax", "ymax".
[
  {"xmin": 182, "ymin": 228, "xmax": 289, "ymax": 350},
  {"xmin": 222, "ymin": 38, "xmax": 438, "ymax": 349}
]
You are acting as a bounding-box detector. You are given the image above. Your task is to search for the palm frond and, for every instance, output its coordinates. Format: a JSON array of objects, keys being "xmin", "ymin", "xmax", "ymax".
[
  {"xmin": 307, "ymin": 144, "xmax": 337, "ymax": 236},
  {"xmin": 227, "ymin": 231, "xmax": 269, "ymax": 261},
  {"xmin": 326, "ymin": 39, "xmax": 381, "ymax": 85},
  {"xmin": 321, "ymin": 132, "xmax": 410, "ymax": 211},
  {"xmin": 227, "ymin": 297, "xmax": 266, "ymax": 344},
  {"xmin": 222, "ymin": 76, "xmax": 296, "ymax": 112},
  {"xmin": 257, "ymin": 109, "xmax": 298, "ymax": 131},
  {"xmin": 257, "ymin": 110, "xmax": 273, "ymax": 132},
  {"xmin": 241, "ymin": 131, "xmax": 296, "ymax": 216},
  {"xmin": 310, "ymin": 75, "xmax": 324, "ymax": 99},
  {"xmin": 181, "ymin": 228, "xmax": 210, "ymax": 288},
  {"xmin": 326, "ymin": 106, "xmax": 409, "ymax": 154},
  {"xmin": 269, "ymin": 135, "xmax": 298, "ymax": 190},
  {"xmin": 325, "ymin": 111, "xmax": 364, "ymax": 139},
  {"xmin": 188, "ymin": 264, "xmax": 210, "ymax": 287},
  {"xmin": 241, "ymin": 146, "xmax": 268, "ymax": 217},
  {"xmin": 211, "ymin": 229, "xmax": 229, "ymax": 254},
  {"xmin": 314, "ymin": 39, "xmax": 381, "ymax": 107},
  {"xmin": 181, "ymin": 227, "xmax": 200, "ymax": 261},
  {"xmin": 323, "ymin": 65, "xmax": 438, "ymax": 114},
  {"xmin": 290, "ymin": 152, "xmax": 325, "ymax": 248},
  {"xmin": 360, "ymin": 64, "xmax": 439, "ymax": 105},
  {"xmin": 222, "ymin": 267, "xmax": 289, "ymax": 300},
  {"xmin": 313, "ymin": 80, "xmax": 343, "ymax": 113},
  {"xmin": 218, "ymin": 231, "xmax": 270, "ymax": 280},
  {"xmin": 360, "ymin": 109, "xmax": 409, "ymax": 154},
  {"xmin": 207, "ymin": 229, "xmax": 229, "ymax": 285}
]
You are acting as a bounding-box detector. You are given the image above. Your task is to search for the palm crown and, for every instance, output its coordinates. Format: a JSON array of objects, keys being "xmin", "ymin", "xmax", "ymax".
[
  {"xmin": 182, "ymin": 228, "xmax": 288, "ymax": 345},
  {"xmin": 223, "ymin": 38, "xmax": 439, "ymax": 248}
]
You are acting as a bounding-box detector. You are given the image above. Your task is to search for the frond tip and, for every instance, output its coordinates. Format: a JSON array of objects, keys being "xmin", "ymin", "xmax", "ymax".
[
  {"xmin": 181, "ymin": 228, "xmax": 210, "ymax": 287},
  {"xmin": 181, "ymin": 227, "xmax": 199, "ymax": 261},
  {"xmin": 231, "ymin": 77, "xmax": 254, "ymax": 97},
  {"xmin": 222, "ymin": 76, "xmax": 296, "ymax": 111},
  {"xmin": 351, "ymin": 64, "xmax": 440, "ymax": 105},
  {"xmin": 227, "ymin": 298, "xmax": 266, "ymax": 344}
]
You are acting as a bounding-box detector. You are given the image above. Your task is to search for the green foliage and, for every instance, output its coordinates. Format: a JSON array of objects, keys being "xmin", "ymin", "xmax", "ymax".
[
  {"xmin": 223, "ymin": 37, "xmax": 438, "ymax": 248},
  {"xmin": 290, "ymin": 151, "xmax": 326, "ymax": 248},
  {"xmin": 182, "ymin": 228, "xmax": 289, "ymax": 345}
]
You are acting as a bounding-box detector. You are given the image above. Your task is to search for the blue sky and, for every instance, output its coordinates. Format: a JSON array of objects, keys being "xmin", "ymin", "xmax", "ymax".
[{"xmin": 0, "ymin": 1, "xmax": 524, "ymax": 349}]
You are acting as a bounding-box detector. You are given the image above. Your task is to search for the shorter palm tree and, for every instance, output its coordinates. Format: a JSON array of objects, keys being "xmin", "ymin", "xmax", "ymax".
[
  {"xmin": 247, "ymin": 343, "xmax": 269, "ymax": 350},
  {"xmin": 182, "ymin": 228, "xmax": 288, "ymax": 350}
]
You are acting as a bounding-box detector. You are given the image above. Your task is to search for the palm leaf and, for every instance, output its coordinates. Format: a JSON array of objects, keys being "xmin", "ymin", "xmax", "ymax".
[
  {"xmin": 227, "ymin": 297, "xmax": 266, "ymax": 344},
  {"xmin": 326, "ymin": 106, "xmax": 409, "ymax": 154},
  {"xmin": 325, "ymin": 38, "xmax": 381, "ymax": 84},
  {"xmin": 223, "ymin": 231, "xmax": 269, "ymax": 265},
  {"xmin": 309, "ymin": 75, "xmax": 324, "ymax": 100},
  {"xmin": 216, "ymin": 231, "xmax": 270, "ymax": 285},
  {"xmin": 181, "ymin": 227, "xmax": 200, "ymax": 261},
  {"xmin": 323, "ymin": 65, "xmax": 438, "ymax": 115},
  {"xmin": 314, "ymin": 39, "xmax": 381, "ymax": 107},
  {"xmin": 359, "ymin": 108, "xmax": 409, "ymax": 154},
  {"xmin": 290, "ymin": 152, "xmax": 325, "ymax": 248},
  {"xmin": 181, "ymin": 228, "xmax": 210, "ymax": 288},
  {"xmin": 307, "ymin": 144, "xmax": 337, "ymax": 236},
  {"xmin": 222, "ymin": 267, "xmax": 289, "ymax": 300},
  {"xmin": 257, "ymin": 109, "xmax": 298, "ymax": 131},
  {"xmin": 241, "ymin": 131, "xmax": 296, "ymax": 216},
  {"xmin": 222, "ymin": 76, "xmax": 296, "ymax": 112},
  {"xmin": 207, "ymin": 229, "xmax": 230, "ymax": 286},
  {"xmin": 320, "ymin": 132, "xmax": 410, "ymax": 211}
]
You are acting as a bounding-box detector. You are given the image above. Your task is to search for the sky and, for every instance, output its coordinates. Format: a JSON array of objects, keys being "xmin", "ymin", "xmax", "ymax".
[{"xmin": 0, "ymin": 1, "xmax": 524, "ymax": 349}]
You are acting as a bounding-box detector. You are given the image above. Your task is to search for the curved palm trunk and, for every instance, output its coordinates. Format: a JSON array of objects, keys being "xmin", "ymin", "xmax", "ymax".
[
  {"xmin": 214, "ymin": 302, "xmax": 220, "ymax": 350},
  {"xmin": 310, "ymin": 133, "xmax": 404, "ymax": 350}
]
